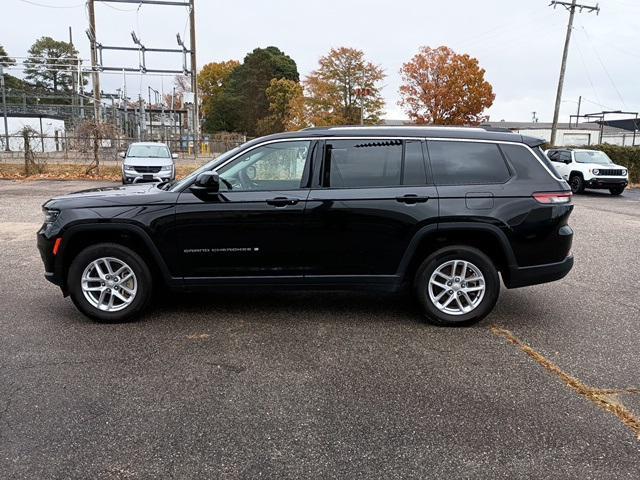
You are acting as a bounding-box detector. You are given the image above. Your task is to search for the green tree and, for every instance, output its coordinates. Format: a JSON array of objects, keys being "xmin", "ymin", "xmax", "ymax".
[
  {"xmin": 305, "ymin": 47, "xmax": 385, "ymax": 126},
  {"xmin": 0, "ymin": 44, "xmax": 16, "ymax": 67},
  {"xmin": 256, "ymin": 78, "xmax": 307, "ymax": 135},
  {"xmin": 216, "ymin": 47, "xmax": 299, "ymax": 135},
  {"xmin": 24, "ymin": 36, "xmax": 80, "ymax": 93},
  {"xmin": 198, "ymin": 60, "xmax": 240, "ymax": 133}
]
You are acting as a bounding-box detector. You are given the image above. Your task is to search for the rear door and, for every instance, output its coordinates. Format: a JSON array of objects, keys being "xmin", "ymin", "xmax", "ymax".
[
  {"xmin": 427, "ymin": 139, "xmax": 513, "ymax": 219},
  {"xmin": 304, "ymin": 138, "xmax": 439, "ymax": 279},
  {"xmin": 547, "ymin": 149, "xmax": 571, "ymax": 180}
]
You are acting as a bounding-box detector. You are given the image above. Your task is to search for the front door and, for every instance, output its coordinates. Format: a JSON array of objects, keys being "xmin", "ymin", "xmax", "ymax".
[
  {"xmin": 175, "ymin": 140, "xmax": 314, "ymax": 280},
  {"xmin": 304, "ymin": 138, "xmax": 439, "ymax": 279}
]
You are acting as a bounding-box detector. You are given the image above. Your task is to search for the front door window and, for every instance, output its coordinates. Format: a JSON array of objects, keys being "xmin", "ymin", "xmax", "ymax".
[{"xmin": 217, "ymin": 141, "xmax": 310, "ymax": 191}]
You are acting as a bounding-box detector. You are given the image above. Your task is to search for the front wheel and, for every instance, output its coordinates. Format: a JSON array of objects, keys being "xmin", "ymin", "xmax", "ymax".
[
  {"xmin": 569, "ymin": 175, "xmax": 585, "ymax": 194},
  {"xmin": 67, "ymin": 243, "xmax": 153, "ymax": 322},
  {"xmin": 609, "ymin": 186, "xmax": 625, "ymax": 196},
  {"xmin": 414, "ymin": 246, "xmax": 500, "ymax": 327}
]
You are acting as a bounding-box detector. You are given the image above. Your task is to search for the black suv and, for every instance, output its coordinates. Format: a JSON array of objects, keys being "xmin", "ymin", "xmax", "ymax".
[{"xmin": 38, "ymin": 127, "xmax": 574, "ymax": 326}]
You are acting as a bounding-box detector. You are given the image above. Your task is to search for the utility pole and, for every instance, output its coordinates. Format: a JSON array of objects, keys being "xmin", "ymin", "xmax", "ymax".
[
  {"xmin": 69, "ymin": 27, "xmax": 77, "ymax": 120},
  {"xmin": 549, "ymin": 0, "xmax": 599, "ymax": 146},
  {"xmin": 87, "ymin": 0, "xmax": 102, "ymax": 122},
  {"xmin": 1, "ymin": 66, "xmax": 10, "ymax": 152},
  {"xmin": 189, "ymin": 0, "xmax": 199, "ymax": 158}
]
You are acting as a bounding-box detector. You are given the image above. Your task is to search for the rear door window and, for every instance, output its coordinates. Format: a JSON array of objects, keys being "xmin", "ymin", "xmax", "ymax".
[
  {"xmin": 547, "ymin": 150, "xmax": 560, "ymax": 161},
  {"xmin": 427, "ymin": 141, "xmax": 511, "ymax": 185},
  {"xmin": 559, "ymin": 151, "xmax": 572, "ymax": 163},
  {"xmin": 323, "ymin": 139, "xmax": 403, "ymax": 188}
]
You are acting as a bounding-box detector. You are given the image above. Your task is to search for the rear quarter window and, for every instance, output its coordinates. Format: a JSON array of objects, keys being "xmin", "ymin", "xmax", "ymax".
[
  {"xmin": 427, "ymin": 141, "xmax": 511, "ymax": 185},
  {"xmin": 530, "ymin": 146, "xmax": 563, "ymax": 180}
]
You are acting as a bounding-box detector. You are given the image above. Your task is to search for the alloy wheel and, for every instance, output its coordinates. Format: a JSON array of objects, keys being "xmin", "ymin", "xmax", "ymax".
[
  {"xmin": 428, "ymin": 260, "xmax": 486, "ymax": 316},
  {"xmin": 81, "ymin": 257, "xmax": 138, "ymax": 312}
]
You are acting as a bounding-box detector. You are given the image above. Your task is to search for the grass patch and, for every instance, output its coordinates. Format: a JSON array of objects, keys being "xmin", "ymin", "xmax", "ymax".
[{"xmin": 0, "ymin": 163, "xmax": 200, "ymax": 182}]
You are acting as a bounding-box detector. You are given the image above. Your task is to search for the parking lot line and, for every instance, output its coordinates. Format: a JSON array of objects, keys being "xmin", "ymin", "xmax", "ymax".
[{"xmin": 491, "ymin": 325, "xmax": 640, "ymax": 440}]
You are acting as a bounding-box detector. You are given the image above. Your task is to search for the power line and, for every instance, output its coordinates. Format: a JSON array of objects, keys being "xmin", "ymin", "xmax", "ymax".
[
  {"xmin": 17, "ymin": 0, "xmax": 83, "ymax": 8},
  {"xmin": 573, "ymin": 38, "xmax": 602, "ymax": 107},
  {"xmin": 578, "ymin": 24, "xmax": 627, "ymax": 109}
]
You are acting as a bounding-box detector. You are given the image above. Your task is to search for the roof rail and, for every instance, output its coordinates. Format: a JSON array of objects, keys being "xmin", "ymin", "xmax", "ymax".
[{"xmin": 301, "ymin": 125, "xmax": 489, "ymax": 131}]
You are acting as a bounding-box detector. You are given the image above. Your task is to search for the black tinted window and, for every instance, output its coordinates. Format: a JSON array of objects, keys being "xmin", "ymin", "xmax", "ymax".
[
  {"xmin": 428, "ymin": 141, "xmax": 510, "ymax": 185},
  {"xmin": 324, "ymin": 139, "xmax": 402, "ymax": 188},
  {"xmin": 547, "ymin": 150, "xmax": 560, "ymax": 161},
  {"xmin": 403, "ymin": 141, "xmax": 428, "ymax": 185},
  {"xmin": 502, "ymin": 145, "xmax": 562, "ymax": 181}
]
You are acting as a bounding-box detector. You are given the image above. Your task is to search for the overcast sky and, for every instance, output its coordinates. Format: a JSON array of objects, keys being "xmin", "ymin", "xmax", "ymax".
[{"xmin": 3, "ymin": 0, "xmax": 639, "ymax": 122}]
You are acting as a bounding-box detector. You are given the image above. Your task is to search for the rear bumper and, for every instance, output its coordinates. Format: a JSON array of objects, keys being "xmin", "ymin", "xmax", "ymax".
[
  {"xmin": 504, "ymin": 254, "xmax": 574, "ymax": 289},
  {"xmin": 585, "ymin": 177, "xmax": 628, "ymax": 189}
]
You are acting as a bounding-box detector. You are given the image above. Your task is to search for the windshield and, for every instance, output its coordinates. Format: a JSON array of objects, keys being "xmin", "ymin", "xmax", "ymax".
[
  {"xmin": 168, "ymin": 145, "xmax": 243, "ymax": 192},
  {"xmin": 127, "ymin": 144, "xmax": 170, "ymax": 158},
  {"xmin": 574, "ymin": 150, "xmax": 613, "ymax": 165}
]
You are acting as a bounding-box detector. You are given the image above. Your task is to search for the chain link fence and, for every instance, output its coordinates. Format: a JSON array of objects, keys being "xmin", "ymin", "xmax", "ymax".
[{"xmin": 0, "ymin": 131, "xmax": 247, "ymax": 170}]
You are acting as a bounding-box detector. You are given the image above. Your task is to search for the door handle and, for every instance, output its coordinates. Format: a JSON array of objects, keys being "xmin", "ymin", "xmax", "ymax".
[
  {"xmin": 266, "ymin": 197, "xmax": 299, "ymax": 207},
  {"xmin": 395, "ymin": 194, "xmax": 429, "ymax": 204}
]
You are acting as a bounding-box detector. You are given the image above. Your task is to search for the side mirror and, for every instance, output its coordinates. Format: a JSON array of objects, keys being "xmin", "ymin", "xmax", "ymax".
[
  {"xmin": 190, "ymin": 171, "xmax": 220, "ymax": 194},
  {"xmin": 119, "ymin": 152, "xmax": 126, "ymax": 159},
  {"xmin": 172, "ymin": 153, "xmax": 178, "ymax": 160},
  {"xmin": 564, "ymin": 159, "xmax": 572, "ymax": 164}
]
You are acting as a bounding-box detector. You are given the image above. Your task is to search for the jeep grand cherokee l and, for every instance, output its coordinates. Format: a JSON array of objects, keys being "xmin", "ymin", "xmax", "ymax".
[{"xmin": 38, "ymin": 126, "xmax": 574, "ymax": 326}]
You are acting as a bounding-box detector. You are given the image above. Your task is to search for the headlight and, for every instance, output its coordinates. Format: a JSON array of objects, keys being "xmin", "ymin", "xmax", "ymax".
[
  {"xmin": 43, "ymin": 208, "xmax": 60, "ymax": 225},
  {"xmin": 160, "ymin": 165, "xmax": 173, "ymax": 172},
  {"xmin": 123, "ymin": 164, "xmax": 136, "ymax": 172},
  {"xmin": 591, "ymin": 169, "xmax": 600, "ymax": 175},
  {"xmin": 621, "ymin": 169, "xmax": 628, "ymax": 176}
]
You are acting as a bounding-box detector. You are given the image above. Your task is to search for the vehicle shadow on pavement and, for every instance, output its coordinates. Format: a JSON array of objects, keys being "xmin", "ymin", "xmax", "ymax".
[{"xmin": 147, "ymin": 290, "xmax": 427, "ymax": 326}]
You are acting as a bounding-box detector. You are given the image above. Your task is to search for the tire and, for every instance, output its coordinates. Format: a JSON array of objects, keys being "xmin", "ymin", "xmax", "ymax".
[
  {"xmin": 609, "ymin": 186, "xmax": 625, "ymax": 196},
  {"xmin": 414, "ymin": 246, "xmax": 500, "ymax": 327},
  {"xmin": 569, "ymin": 174, "xmax": 585, "ymax": 194},
  {"xmin": 67, "ymin": 243, "xmax": 153, "ymax": 322}
]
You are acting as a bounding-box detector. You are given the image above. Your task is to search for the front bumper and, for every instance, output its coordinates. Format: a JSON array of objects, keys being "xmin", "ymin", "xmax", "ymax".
[
  {"xmin": 504, "ymin": 254, "xmax": 574, "ymax": 289},
  {"xmin": 123, "ymin": 173, "xmax": 173, "ymax": 184},
  {"xmin": 585, "ymin": 177, "xmax": 628, "ymax": 189},
  {"xmin": 37, "ymin": 231, "xmax": 64, "ymax": 287}
]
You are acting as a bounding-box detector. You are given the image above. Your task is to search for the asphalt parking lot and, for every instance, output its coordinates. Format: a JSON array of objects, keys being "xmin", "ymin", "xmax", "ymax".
[{"xmin": 1, "ymin": 180, "xmax": 639, "ymax": 479}]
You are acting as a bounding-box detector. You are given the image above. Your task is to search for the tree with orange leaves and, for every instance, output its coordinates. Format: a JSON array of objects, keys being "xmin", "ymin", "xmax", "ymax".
[{"xmin": 399, "ymin": 46, "xmax": 495, "ymax": 125}]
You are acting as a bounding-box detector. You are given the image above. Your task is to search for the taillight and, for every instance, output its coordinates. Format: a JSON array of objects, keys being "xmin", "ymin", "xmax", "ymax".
[{"xmin": 533, "ymin": 192, "xmax": 572, "ymax": 204}]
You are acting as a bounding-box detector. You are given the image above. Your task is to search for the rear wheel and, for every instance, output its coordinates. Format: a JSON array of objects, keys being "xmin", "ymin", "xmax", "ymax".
[
  {"xmin": 414, "ymin": 246, "xmax": 500, "ymax": 327},
  {"xmin": 609, "ymin": 185, "xmax": 625, "ymax": 196},
  {"xmin": 569, "ymin": 174, "xmax": 585, "ymax": 194},
  {"xmin": 68, "ymin": 243, "xmax": 153, "ymax": 322}
]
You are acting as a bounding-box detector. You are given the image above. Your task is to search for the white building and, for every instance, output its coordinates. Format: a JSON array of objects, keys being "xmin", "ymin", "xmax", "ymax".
[
  {"xmin": 1, "ymin": 114, "xmax": 66, "ymax": 152},
  {"xmin": 481, "ymin": 121, "xmax": 638, "ymax": 147},
  {"xmin": 382, "ymin": 119, "xmax": 639, "ymax": 147}
]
